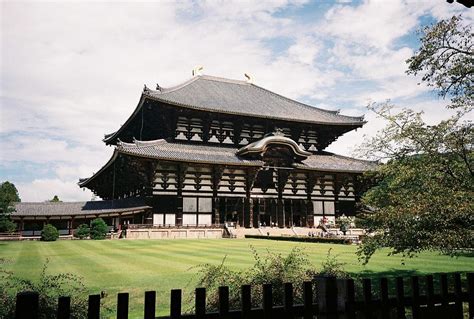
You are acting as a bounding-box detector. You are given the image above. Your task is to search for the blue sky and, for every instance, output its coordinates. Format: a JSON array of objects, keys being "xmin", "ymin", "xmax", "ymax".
[{"xmin": 1, "ymin": 0, "xmax": 472, "ymax": 201}]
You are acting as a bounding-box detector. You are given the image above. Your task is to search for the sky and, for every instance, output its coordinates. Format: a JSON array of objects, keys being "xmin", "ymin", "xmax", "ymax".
[{"xmin": 1, "ymin": 0, "xmax": 472, "ymax": 202}]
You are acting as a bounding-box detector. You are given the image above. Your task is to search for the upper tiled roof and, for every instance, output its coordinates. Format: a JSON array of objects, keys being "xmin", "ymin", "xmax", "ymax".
[
  {"xmin": 13, "ymin": 198, "xmax": 150, "ymax": 217},
  {"xmin": 145, "ymin": 75, "xmax": 364, "ymax": 125}
]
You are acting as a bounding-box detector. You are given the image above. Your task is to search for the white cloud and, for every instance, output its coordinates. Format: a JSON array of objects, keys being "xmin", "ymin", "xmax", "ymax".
[
  {"xmin": 17, "ymin": 178, "xmax": 94, "ymax": 202},
  {"xmin": 1, "ymin": 0, "xmax": 466, "ymax": 201}
]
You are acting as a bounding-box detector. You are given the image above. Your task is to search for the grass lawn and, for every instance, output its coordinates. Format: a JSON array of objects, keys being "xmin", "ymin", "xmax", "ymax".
[{"xmin": 1, "ymin": 239, "xmax": 473, "ymax": 317}]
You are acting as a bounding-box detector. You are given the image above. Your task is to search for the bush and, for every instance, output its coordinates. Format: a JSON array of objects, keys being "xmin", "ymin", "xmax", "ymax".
[
  {"xmin": 41, "ymin": 224, "xmax": 59, "ymax": 241},
  {"xmin": 191, "ymin": 247, "xmax": 351, "ymax": 313},
  {"xmin": 0, "ymin": 259, "xmax": 93, "ymax": 319},
  {"xmin": 192, "ymin": 246, "xmax": 317, "ymax": 312},
  {"xmin": 0, "ymin": 217, "xmax": 17, "ymax": 233},
  {"xmin": 90, "ymin": 218, "xmax": 108, "ymax": 240},
  {"xmin": 74, "ymin": 224, "xmax": 90, "ymax": 239},
  {"xmin": 318, "ymin": 248, "xmax": 350, "ymax": 278},
  {"xmin": 244, "ymin": 235, "xmax": 352, "ymax": 244}
]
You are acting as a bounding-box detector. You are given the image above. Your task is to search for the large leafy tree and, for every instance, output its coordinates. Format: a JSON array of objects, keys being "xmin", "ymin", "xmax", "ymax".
[
  {"xmin": 357, "ymin": 15, "xmax": 473, "ymax": 263},
  {"xmin": 406, "ymin": 15, "xmax": 473, "ymax": 110},
  {"xmin": 0, "ymin": 181, "xmax": 20, "ymax": 232},
  {"xmin": 357, "ymin": 105, "xmax": 473, "ymax": 263}
]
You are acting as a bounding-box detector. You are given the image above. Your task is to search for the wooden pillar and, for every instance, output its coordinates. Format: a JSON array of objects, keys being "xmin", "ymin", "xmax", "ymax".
[
  {"xmin": 306, "ymin": 200, "xmax": 314, "ymax": 227},
  {"xmin": 334, "ymin": 174, "xmax": 340, "ymax": 218},
  {"xmin": 69, "ymin": 216, "xmax": 75, "ymax": 235},
  {"xmin": 244, "ymin": 167, "xmax": 257, "ymax": 228},
  {"xmin": 277, "ymin": 197, "xmax": 284, "ymax": 228},
  {"xmin": 176, "ymin": 164, "xmax": 187, "ymax": 227},
  {"xmin": 276, "ymin": 169, "xmax": 289, "ymax": 228},
  {"xmin": 244, "ymin": 197, "xmax": 253, "ymax": 228},
  {"xmin": 213, "ymin": 198, "xmax": 220, "ymax": 225},
  {"xmin": 117, "ymin": 213, "xmax": 122, "ymax": 230},
  {"xmin": 19, "ymin": 217, "xmax": 24, "ymax": 237},
  {"xmin": 212, "ymin": 166, "xmax": 224, "ymax": 225},
  {"xmin": 301, "ymin": 200, "xmax": 307, "ymax": 227},
  {"xmin": 253, "ymin": 199, "xmax": 259, "ymax": 228}
]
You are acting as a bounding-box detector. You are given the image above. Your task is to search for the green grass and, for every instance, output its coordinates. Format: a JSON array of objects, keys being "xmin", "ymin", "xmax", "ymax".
[{"xmin": 1, "ymin": 239, "xmax": 473, "ymax": 317}]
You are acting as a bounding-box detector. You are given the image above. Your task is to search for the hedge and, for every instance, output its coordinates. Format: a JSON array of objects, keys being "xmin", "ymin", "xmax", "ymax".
[{"xmin": 244, "ymin": 234, "xmax": 352, "ymax": 244}]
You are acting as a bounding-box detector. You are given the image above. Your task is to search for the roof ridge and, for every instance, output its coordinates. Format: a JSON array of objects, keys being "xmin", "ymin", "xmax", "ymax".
[
  {"xmin": 153, "ymin": 76, "xmax": 200, "ymax": 94},
  {"xmin": 249, "ymin": 83, "xmax": 364, "ymax": 121},
  {"xmin": 199, "ymin": 74, "xmax": 249, "ymax": 85}
]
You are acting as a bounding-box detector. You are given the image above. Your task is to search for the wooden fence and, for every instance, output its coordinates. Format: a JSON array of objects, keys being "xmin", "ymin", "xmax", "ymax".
[{"xmin": 15, "ymin": 272, "xmax": 474, "ymax": 319}]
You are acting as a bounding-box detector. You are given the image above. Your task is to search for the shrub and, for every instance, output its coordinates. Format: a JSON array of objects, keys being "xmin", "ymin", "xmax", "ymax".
[
  {"xmin": 0, "ymin": 217, "xmax": 17, "ymax": 233},
  {"xmin": 0, "ymin": 259, "xmax": 92, "ymax": 319},
  {"xmin": 41, "ymin": 224, "xmax": 59, "ymax": 241},
  {"xmin": 74, "ymin": 224, "xmax": 90, "ymax": 239},
  {"xmin": 90, "ymin": 218, "xmax": 108, "ymax": 240},
  {"xmin": 192, "ymin": 246, "xmax": 318, "ymax": 312},
  {"xmin": 317, "ymin": 248, "xmax": 350, "ymax": 278},
  {"xmin": 244, "ymin": 235, "xmax": 352, "ymax": 244}
]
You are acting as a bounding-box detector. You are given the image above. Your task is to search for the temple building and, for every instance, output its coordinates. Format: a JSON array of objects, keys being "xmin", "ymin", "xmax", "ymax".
[
  {"xmin": 11, "ymin": 73, "xmax": 375, "ymax": 236},
  {"xmin": 79, "ymin": 74, "xmax": 375, "ymax": 228}
]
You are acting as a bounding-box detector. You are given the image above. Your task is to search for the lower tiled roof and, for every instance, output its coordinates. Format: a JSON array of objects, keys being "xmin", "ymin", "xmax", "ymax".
[
  {"xmin": 117, "ymin": 140, "xmax": 376, "ymax": 173},
  {"xmin": 118, "ymin": 140, "xmax": 264, "ymax": 166},
  {"xmin": 13, "ymin": 198, "xmax": 150, "ymax": 217}
]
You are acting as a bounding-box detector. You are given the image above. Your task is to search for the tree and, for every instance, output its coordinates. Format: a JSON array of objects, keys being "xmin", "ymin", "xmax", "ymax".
[
  {"xmin": 357, "ymin": 104, "xmax": 473, "ymax": 263},
  {"xmin": 90, "ymin": 218, "xmax": 108, "ymax": 240},
  {"xmin": 0, "ymin": 182, "xmax": 20, "ymax": 232},
  {"xmin": 406, "ymin": 15, "xmax": 473, "ymax": 110},
  {"xmin": 49, "ymin": 195, "xmax": 61, "ymax": 202},
  {"xmin": 357, "ymin": 15, "xmax": 473, "ymax": 263},
  {"xmin": 41, "ymin": 224, "xmax": 59, "ymax": 241}
]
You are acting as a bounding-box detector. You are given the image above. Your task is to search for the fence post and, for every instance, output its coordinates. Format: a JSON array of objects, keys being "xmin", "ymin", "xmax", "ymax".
[
  {"xmin": 170, "ymin": 289, "xmax": 182, "ymax": 319},
  {"xmin": 395, "ymin": 277, "xmax": 405, "ymax": 319},
  {"xmin": 440, "ymin": 273, "xmax": 448, "ymax": 306},
  {"xmin": 15, "ymin": 291, "xmax": 39, "ymax": 319},
  {"xmin": 326, "ymin": 277, "xmax": 338, "ymax": 319},
  {"xmin": 219, "ymin": 286, "xmax": 229, "ymax": 317},
  {"xmin": 345, "ymin": 279, "xmax": 355, "ymax": 319},
  {"xmin": 57, "ymin": 296, "xmax": 71, "ymax": 319},
  {"xmin": 263, "ymin": 284, "xmax": 273, "ymax": 319},
  {"xmin": 467, "ymin": 273, "xmax": 474, "ymax": 319},
  {"xmin": 303, "ymin": 281, "xmax": 313, "ymax": 319},
  {"xmin": 363, "ymin": 278, "xmax": 373, "ymax": 319},
  {"xmin": 241, "ymin": 285, "xmax": 251, "ymax": 318},
  {"xmin": 117, "ymin": 292, "xmax": 129, "ymax": 319},
  {"xmin": 195, "ymin": 287, "xmax": 206, "ymax": 318},
  {"xmin": 454, "ymin": 273, "xmax": 463, "ymax": 319},
  {"xmin": 87, "ymin": 294, "xmax": 101, "ymax": 319},
  {"xmin": 144, "ymin": 291, "xmax": 156, "ymax": 319},
  {"xmin": 284, "ymin": 283, "xmax": 294, "ymax": 318},
  {"xmin": 380, "ymin": 278, "xmax": 389, "ymax": 319},
  {"xmin": 411, "ymin": 276, "xmax": 420, "ymax": 319},
  {"xmin": 425, "ymin": 275, "xmax": 434, "ymax": 316}
]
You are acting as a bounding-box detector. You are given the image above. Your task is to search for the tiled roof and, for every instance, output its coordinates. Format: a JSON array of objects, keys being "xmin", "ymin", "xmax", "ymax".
[
  {"xmin": 116, "ymin": 140, "xmax": 376, "ymax": 173},
  {"xmin": 145, "ymin": 75, "xmax": 365, "ymax": 125},
  {"xmin": 12, "ymin": 198, "xmax": 150, "ymax": 217},
  {"xmin": 117, "ymin": 139, "xmax": 264, "ymax": 166},
  {"xmin": 299, "ymin": 153, "xmax": 377, "ymax": 173}
]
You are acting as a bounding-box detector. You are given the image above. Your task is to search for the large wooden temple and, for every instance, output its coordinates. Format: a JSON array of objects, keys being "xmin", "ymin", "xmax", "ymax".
[{"xmin": 76, "ymin": 74, "xmax": 375, "ymax": 229}]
